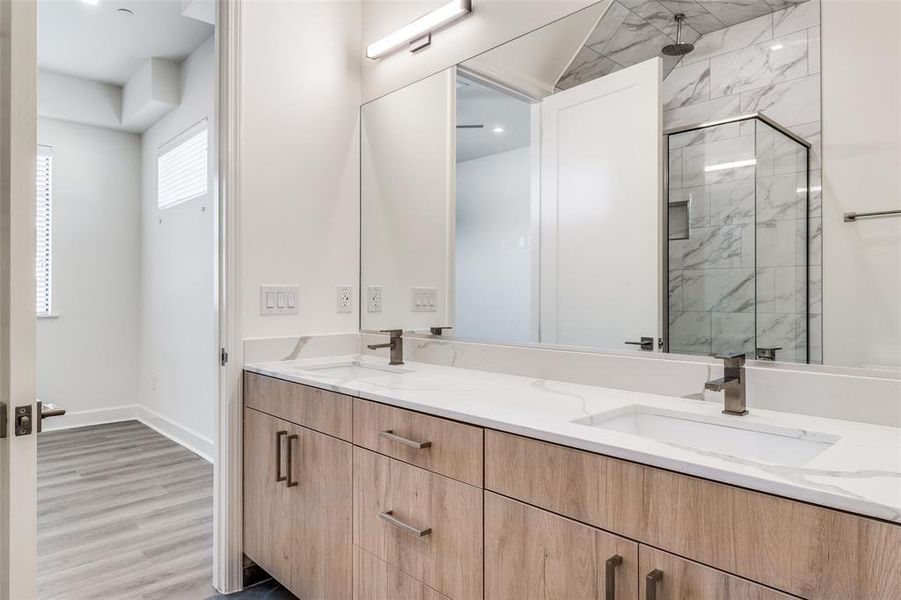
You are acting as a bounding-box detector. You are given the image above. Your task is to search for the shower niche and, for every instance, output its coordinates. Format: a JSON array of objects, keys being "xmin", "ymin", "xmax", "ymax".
[{"xmin": 666, "ymin": 114, "xmax": 813, "ymax": 363}]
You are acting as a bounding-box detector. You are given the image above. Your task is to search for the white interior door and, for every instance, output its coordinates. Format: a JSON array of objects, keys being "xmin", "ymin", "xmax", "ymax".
[
  {"xmin": 539, "ymin": 57, "xmax": 662, "ymax": 350},
  {"xmin": 0, "ymin": 1, "xmax": 38, "ymax": 599}
]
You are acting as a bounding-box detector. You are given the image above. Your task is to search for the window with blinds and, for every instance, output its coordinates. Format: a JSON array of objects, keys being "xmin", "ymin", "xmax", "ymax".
[
  {"xmin": 157, "ymin": 119, "xmax": 209, "ymax": 210},
  {"xmin": 36, "ymin": 147, "xmax": 53, "ymax": 316}
]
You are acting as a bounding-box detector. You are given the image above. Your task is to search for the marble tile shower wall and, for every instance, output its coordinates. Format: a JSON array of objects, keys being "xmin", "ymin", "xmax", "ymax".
[{"xmin": 663, "ymin": 0, "xmax": 822, "ymax": 363}]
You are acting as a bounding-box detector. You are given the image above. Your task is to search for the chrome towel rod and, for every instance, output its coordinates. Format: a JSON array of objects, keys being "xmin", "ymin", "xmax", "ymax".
[{"xmin": 844, "ymin": 209, "xmax": 901, "ymax": 222}]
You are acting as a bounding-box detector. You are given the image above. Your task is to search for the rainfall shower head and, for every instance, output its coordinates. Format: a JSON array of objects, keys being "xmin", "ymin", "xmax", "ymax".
[{"xmin": 662, "ymin": 14, "xmax": 695, "ymax": 56}]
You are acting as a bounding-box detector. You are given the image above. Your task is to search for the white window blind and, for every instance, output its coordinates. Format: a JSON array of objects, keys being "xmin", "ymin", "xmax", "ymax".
[
  {"xmin": 157, "ymin": 119, "xmax": 209, "ymax": 210},
  {"xmin": 36, "ymin": 147, "xmax": 53, "ymax": 316}
]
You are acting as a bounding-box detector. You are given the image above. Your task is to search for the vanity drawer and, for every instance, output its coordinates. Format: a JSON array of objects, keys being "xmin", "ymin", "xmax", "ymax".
[
  {"xmin": 353, "ymin": 398, "xmax": 483, "ymax": 486},
  {"xmin": 353, "ymin": 447, "xmax": 483, "ymax": 600},
  {"xmin": 353, "ymin": 546, "xmax": 449, "ymax": 600},
  {"xmin": 486, "ymin": 429, "xmax": 901, "ymax": 599},
  {"xmin": 244, "ymin": 372, "xmax": 353, "ymax": 441}
]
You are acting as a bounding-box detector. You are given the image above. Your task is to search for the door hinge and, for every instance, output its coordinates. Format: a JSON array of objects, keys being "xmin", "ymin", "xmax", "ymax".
[
  {"xmin": 0, "ymin": 402, "xmax": 7, "ymax": 439},
  {"xmin": 220, "ymin": 347, "xmax": 229, "ymax": 366}
]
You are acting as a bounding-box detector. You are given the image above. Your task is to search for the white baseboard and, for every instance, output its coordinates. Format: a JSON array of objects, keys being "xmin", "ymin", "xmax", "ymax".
[
  {"xmin": 41, "ymin": 405, "xmax": 140, "ymax": 431},
  {"xmin": 41, "ymin": 404, "xmax": 214, "ymax": 464},
  {"xmin": 136, "ymin": 406, "xmax": 215, "ymax": 463}
]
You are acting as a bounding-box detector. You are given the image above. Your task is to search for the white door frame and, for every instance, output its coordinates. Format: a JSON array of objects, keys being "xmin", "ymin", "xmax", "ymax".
[{"xmin": 213, "ymin": 0, "xmax": 244, "ymax": 594}]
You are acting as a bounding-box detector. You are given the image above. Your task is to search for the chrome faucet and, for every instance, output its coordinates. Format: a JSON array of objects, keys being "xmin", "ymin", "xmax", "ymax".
[
  {"xmin": 367, "ymin": 329, "xmax": 404, "ymax": 365},
  {"xmin": 705, "ymin": 352, "xmax": 747, "ymax": 416}
]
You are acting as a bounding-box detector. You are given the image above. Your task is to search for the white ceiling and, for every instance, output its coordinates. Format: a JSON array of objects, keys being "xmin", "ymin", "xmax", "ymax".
[
  {"xmin": 38, "ymin": 0, "xmax": 214, "ymax": 86},
  {"xmin": 456, "ymin": 76, "xmax": 532, "ymax": 163}
]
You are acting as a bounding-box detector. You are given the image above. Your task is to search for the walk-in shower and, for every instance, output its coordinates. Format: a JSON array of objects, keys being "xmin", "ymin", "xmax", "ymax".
[{"xmin": 665, "ymin": 113, "xmax": 814, "ymax": 364}]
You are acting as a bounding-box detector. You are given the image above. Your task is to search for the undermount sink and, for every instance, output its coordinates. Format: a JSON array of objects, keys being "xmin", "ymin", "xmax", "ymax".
[
  {"xmin": 298, "ymin": 360, "xmax": 409, "ymax": 380},
  {"xmin": 572, "ymin": 405, "xmax": 840, "ymax": 467}
]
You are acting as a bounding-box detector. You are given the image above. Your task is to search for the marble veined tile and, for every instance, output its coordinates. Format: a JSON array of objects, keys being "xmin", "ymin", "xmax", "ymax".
[
  {"xmin": 773, "ymin": 0, "xmax": 819, "ymax": 36},
  {"xmin": 757, "ymin": 312, "xmax": 807, "ymax": 362},
  {"xmin": 663, "ymin": 94, "xmax": 740, "ymax": 129},
  {"xmin": 669, "ymin": 310, "xmax": 712, "ymax": 355},
  {"xmin": 807, "ymin": 168, "xmax": 821, "ymax": 217},
  {"xmin": 671, "ymin": 185, "xmax": 710, "ymax": 227},
  {"xmin": 586, "ymin": 1, "xmax": 632, "ymax": 53},
  {"xmin": 697, "ymin": 0, "xmax": 771, "ymax": 27},
  {"xmin": 756, "ymin": 218, "xmax": 805, "ymax": 267},
  {"xmin": 809, "ymin": 216, "xmax": 821, "ymax": 265},
  {"xmin": 663, "ymin": 61, "xmax": 710, "ymax": 110},
  {"xmin": 681, "ymin": 134, "xmax": 756, "ymax": 187},
  {"xmin": 659, "ymin": 0, "xmax": 727, "ymax": 34},
  {"xmin": 740, "ymin": 74, "xmax": 820, "ymax": 127},
  {"xmin": 764, "ymin": 0, "xmax": 808, "ymax": 9},
  {"xmin": 711, "ymin": 312, "xmax": 756, "ymax": 356},
  {"xmin": 679, "ymin": 13, "xmax": 773, "ymax": 65},
  {"xmin": 668, "ymin": 122, "xmax": 741, "ymax": 149},
  {"xmin": 669, "ymin": 271, "xmax": 684, "ymax": 312},
  {"xmin": 605, "ymin": 12, "xmax": 674, "ymax": 67},
  {"xmin": 757, "ymin": 172, "xmax": 806, "ymax": 221},
  {"xmin": 679, "ymin": 224, "xmax": 745, "ymax": 269},
  {"xmin": 631, "ymin": 0, "xmax": 701, "ymax": 39},
  {"xmin": 557, "ymin": 47, "xmax": 620, "ymax": 90},
  {"xmin": 668, "ymin": 148, "xmax": 683, "ymax": 189},
  {"xmin": 709, "ymin": 30, "xmax": 808, "ymax": 97},
  {"xmin": 709, "ymin": 179, "xmax": 755, "ymax": 224},
  {"xmin": 808, "ymin": 313, "xmax": 822, "ymax": 363},
  {"xmin": 683, "ymin": 268, "xmax": 756, "ymax": 312},
  {"xmin": 808, "ymin": 26, "xmax": 820, "ymax": 74},
  {"xmin": 807, "ymin": 264, "xmax": 822, "ymax": 314},
  {"xmin": 757, "ymin": 266, "xmax": 805, "ymax": 313}
]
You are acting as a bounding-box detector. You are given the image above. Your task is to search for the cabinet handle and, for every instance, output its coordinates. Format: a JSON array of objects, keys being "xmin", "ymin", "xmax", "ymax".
[
  {"xmin": 646, "ymin": 569, "xmax": 663, "ymax": 600},
  {"xmin": 378, "ymin": 510, "xmax": 431, "ymax": 537},
  {"xmin": 379, "ymin": 430, "xmax": 432, "ymax": 449},
  {"xmin": 285, "ymin": 433, "xmax": 299, "ymax": 488},
  {"xmin": 275, "ymin": 430, "xmax": 287, "ymax": 483},
  {"xmin": 605, "ymin": 554, "xmax": 623, "ymax": 600}
]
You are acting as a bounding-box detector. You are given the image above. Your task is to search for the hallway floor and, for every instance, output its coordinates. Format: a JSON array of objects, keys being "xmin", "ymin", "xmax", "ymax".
[{"xmin": 37, "ymin": 421, "xmax": 215, "ymax": 600}]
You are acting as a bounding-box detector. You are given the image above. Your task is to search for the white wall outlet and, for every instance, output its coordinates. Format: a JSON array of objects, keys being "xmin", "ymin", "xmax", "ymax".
[
  {"xmin": 367, "ymin": 285, "xmax": 383, "ymax": 313},
  {"xmin": 337, "ymin": 285, "xmax": 353, "ymax": 313},
  {"xmin": 260, "ymin": 285, "xmax": 299, "ymax": 315},
  {"xmin": 411, "ymin": 287, "xmax": 438, "ymax": 312}
]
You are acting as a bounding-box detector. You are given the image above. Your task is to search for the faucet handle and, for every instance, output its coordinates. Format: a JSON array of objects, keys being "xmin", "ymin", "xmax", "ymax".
[
  {"xmin": 429, "ymin": 326, "xmax": 452, "ymax": 336},
  {"xmin": 379, "ymin": 329, "xmax": 403, "ymax": 338},
  {"xmin": 715, "ymin": 352, "xmax": 746, "ymax": 367}
]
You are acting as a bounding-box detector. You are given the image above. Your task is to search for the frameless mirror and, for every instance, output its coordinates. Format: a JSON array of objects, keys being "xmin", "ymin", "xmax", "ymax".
[{"xmin": 361, "ymin": 0, "xmax": 898, "ymax": 371}]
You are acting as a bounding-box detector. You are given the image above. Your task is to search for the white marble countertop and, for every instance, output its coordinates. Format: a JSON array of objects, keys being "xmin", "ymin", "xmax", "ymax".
[{"xmin": 245, "ymin": 354, "xmax": 901, "ymax": 524}]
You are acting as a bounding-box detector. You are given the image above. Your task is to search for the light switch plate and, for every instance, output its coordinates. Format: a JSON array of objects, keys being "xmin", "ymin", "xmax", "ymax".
[
  {"xmin": 337, "ymin": 285, "xmax": 353, "ymax": 313},
  {"xmin": 411, "ymin": 287, "xmax": 438, "ymax": 312},
  {"xmin": 260, "ymin": 285, "xmax": 299, "ymax": 315},
  {"xmin": 367, "ymin": 286, "xmax": 383, "ymax": 313}
]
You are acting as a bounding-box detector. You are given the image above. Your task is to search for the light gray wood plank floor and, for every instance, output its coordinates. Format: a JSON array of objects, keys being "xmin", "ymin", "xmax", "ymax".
[{"xmin": 38, "ymin": 420, "xmax": 215, "ymax": 600}]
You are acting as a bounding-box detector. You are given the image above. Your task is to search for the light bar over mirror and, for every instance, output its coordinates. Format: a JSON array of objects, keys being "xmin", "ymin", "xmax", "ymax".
[{"xmin": 366, "ymin": 0, "xmax": 473, "ymax": 60}]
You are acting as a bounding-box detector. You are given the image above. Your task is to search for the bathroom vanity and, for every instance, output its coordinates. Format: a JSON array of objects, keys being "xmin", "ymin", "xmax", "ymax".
[{"xmin": 242, "ymin": 358, "xmax": 901, "ymax": 600}]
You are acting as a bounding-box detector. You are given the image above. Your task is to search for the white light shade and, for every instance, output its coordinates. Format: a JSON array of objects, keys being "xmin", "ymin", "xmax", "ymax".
[{"xmin": 366, "ymin": 0, "xmax": 472, "ymax": 59}]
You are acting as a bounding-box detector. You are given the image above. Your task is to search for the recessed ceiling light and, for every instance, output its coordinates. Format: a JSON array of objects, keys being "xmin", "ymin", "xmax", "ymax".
[
  {"xmin": 492, "ymin": 126, "xmax": 505, "ymax": 134},
  {"xmin": 116, "ymin": 8, "xmax": 134, "ymax": 15},
  {"xmin": 81, "ymin": 0, "xmax": 100, "ymax": 5}
]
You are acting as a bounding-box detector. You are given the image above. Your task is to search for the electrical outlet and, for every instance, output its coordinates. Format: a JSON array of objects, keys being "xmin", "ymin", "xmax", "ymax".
[
  {"xmin": 367, "ymin": 286, "xmax": 383, "ymax": 313},
  {"xmin": 337, "ymin": 285, "xmax": 353, "ymax": 313},
  {"xmin": 260, "ymin": 285, "xmax": 299, "ymax": 315},
  {"xmin": 411, "ymin": 287, "xmax": 438, "ymax": 312}
]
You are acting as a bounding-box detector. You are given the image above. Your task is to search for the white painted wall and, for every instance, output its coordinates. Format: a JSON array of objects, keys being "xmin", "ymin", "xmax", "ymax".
[
  {"xmin": 821, "ymin": 0, "xmax": 901, "ymax": 369},
  {"xmin": 361, "ymin": 69, "xmax": 455, "ymax": 332},
  {"xmin": 361, "ymin": 0, "xmax": 595, "ymax": 102},
  {"xmin": 139, "ymin": 35, "xmax": 216, "ymax": 445},
  {"xmin": 241, "ymin": 0, "xmax": 362, "ymax": 340},
  {"xmin": 37, "ymin": 70, "xmax": 122, "ymax": 131},
  {"xmin": 36, "ymin": 117, "xmax": 141, "ymax": 421},
  {"xmin": 455, "ymin": 147, "xmax": 532, "ymax": 343}
]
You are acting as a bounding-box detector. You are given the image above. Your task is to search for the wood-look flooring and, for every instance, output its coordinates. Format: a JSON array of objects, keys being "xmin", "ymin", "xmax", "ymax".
[{"xmin": 37, "ymin": 421, "xmax": 215, "ymax": 600}]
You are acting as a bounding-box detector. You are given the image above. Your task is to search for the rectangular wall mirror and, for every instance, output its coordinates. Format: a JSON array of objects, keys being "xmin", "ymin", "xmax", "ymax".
[{"xmin": 360, "ymin": 0, "xmax": 897, "ymax": 371}]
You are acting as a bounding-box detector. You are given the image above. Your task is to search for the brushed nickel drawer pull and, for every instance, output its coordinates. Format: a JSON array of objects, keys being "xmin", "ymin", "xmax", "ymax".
[
  {"xmin": 379, "ymin": 430, "xmax": 432, "ymax": 449},
  {"xmin": 378, "ymin": 510, "xmax": 431, "ymax": 537},
  {"xmin": 275, "ymin": 430, "xmax": 288, "ymax": 483},
  {"xmin": 605, "ymin": 554, "xmax": 622, "ymax": 600},
  {"xmin": 646, "ymin": 569, "xmax": 663, "ymax": 600},
  {"xmin": 286, "ymin": 433, "xmax": 299, "ymax": 488}
]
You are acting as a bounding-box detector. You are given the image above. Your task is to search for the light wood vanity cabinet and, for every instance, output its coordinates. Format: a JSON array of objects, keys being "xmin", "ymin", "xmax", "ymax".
[
  {"xmin": 485, "ymin": 492, "xmax": 638, "ymax": 600},
  {"xmin": 244, "ymin": 373, "xmax": 901, "ymax": 600}
]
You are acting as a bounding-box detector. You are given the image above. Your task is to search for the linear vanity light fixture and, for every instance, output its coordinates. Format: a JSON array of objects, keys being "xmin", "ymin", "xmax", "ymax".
[
  {"xmin": 704, "ymin": 159, "xmax": 757, "ymax": 173},
  {"xmin": 366, "ymin": 0, "xmax": 472, "ymax": 59}
]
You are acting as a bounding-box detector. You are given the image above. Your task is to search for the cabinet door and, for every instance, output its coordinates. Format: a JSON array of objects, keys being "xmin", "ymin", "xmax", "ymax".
[
  {"xmin": 485, "ymin": 492, "xmax": 638, "ymax": 600},
  {"xmin": 243, "ymin": 407, "xmax": 282, "ymax": 578},
  {"xmin": 638, "ymin": 546, "xmax": 795, "ymax": 600},
  {"xmin": 280, "ymin": 421, "xmax": 353, "ymax": 600},
  {"xmin": 353, "ymin": 546, "xmax": 449, "ymax": 600}
]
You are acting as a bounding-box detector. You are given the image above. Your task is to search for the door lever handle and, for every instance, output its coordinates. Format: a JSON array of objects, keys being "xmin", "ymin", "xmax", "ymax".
[{"xmin": 625, "ymin": 337, "xmax": 655, "ymax": 351}]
